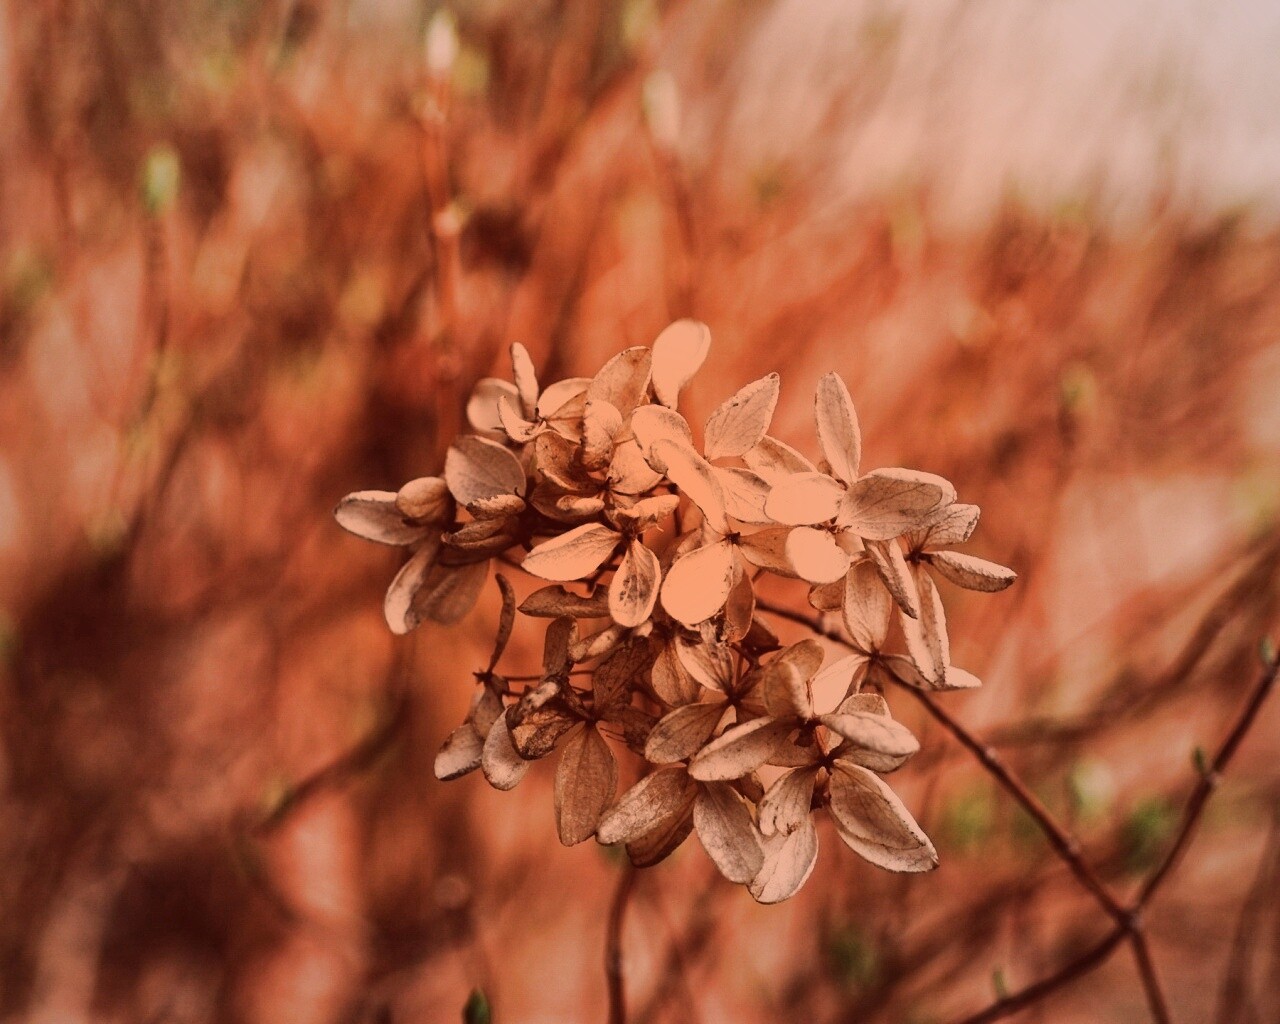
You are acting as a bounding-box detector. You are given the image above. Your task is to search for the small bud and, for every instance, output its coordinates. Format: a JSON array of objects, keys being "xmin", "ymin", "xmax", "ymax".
[
  {"xmin": 141, "ymin": 146, "xmax": 181, "ymax": 216},
  {"xmin": 992, "ymin": 967, "xmax": 1009, "ymax": 1001},
  {"xmin": 462, "ymin": 987, "xmax": 491, "ymax": 1024},
  {"xmin": 1191, "ymin": 745, "xmax": 1209, "ymax": 777},
  {"xmin": 1260, "ymin": 636, "xmax": 1277, "ymax": 668}
]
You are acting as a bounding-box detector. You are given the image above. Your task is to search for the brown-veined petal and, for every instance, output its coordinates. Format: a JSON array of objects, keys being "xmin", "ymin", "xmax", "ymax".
[
  {"xmin": 758, "ymin": 766, "xmax": 819, "ymax": 836},
  {"xmin": 608, "ymin": 439, "xmax": 665, "ymax": 495},
  {"xmin": 704, "ymin": 373, "xmax": 781, "ymax": 460},
  {"xmin": 915, "ymin": 501, "xmax": 980, "ymax": 549},
  {"xmin": 814, "ymin": 371, "xmax": 862, "ymax": 485},
  {"xmin": 828, "ymin": 763, "xmax": 937, "ymax": 872},
  {"xmin": 737, "ymin": 526, "xmax": 798, "ymax": 576},
  {"xmin": 464, "ymin": 492, "xmax": 526, "ymax": 520},
  {"xmin": 536, "ymin": 376, "xmax": 592, "ymax": 421},
  {"xmin": 597, "ymin": 766, "xmax": 698, "ymax": 845},
  {"xmin": 865, "ymin": 539, "xmax": 920, "ymax": 619},
  {"xmin": 811, "ymin": 652, "xmax": 868, "ymax": 696},
  {"xmin": 413, "ymin": 558, "xmax": 489, "ymax": 626},
  {"xmin": 775, "ymin": 638, "xmax": 826, "ymax": 684},
  {"xmin": 837, "ymin": 469, "xmax": 955, "ymax": 541},
  {"xmin": 926, "ymin": 551, "xmax": 1017, "ymax": 592},
  {"xmin": 608, "ymin": 539, "xmax": 661, "ymax": 628},
  {"xmin": 336, "ymin": 491, "xmax": 431, "ymax": 546},
  {"xmin": 519, "ymin": 585, "xmax": 611, "ymax": 619},
  {"xmin": 765, "ymin": 472, "xmax": 845, "ymax": 526},
  {"xmin": 785, "ymin": 526, "xmax": 851, "ymax": 584},
  {"xmin": 674, "ymin": 636, "xmax": 734, "ymax": 691},
  {"xmin": 722, "ymin": 560, "xmax": 756, "ymax": 642},
  {"xmin": 660, "ymin": 539, "xmax": 738, "ymax": 627},
  {"xmin": 652, "ymin": 439, "xmax": 727, "ymax": 533},
  {"xmin": 761, "ymin": 660, "xmax": 811, "ymax": 719},
  {"xmin": 715, "ymin": 467, "xmax": 772, "ymax": 524},
  {"xmin": 586, "ymin": 347, "xmax": 653, "ymax": 417},
  {"xmin": 582, "ymin": 399, "xmax": 623, "ymax": 469},
  {"xmin": 652, "ymin": 319, "xmax": 711, "ymax": 408},
  {"xmin": 554, "ymin": 724, "xmax": 618, "ymax": 845},
  {"xmin": 882, "ymin": 655, "xmax": 980, "ymax": 692},
  {"xmin": 744, "ymin": 435, "xmax": 817, "ymax": 483},
  {"xmin": 645, "ymin": 701, "xmax": 727, "ymax": 763},
  {"xmin": 650, "ymin": 635, "xmax": 702, "ymax": 706},
  {"xmin": 842, "ymin": 557, "xmax": 892, "ymax": 653},
  {"xmin": 819, "ymin": 712, "xmax": 919, "ymax": 758},
  {"xmin": 626, "ymin": 807, "xmax": 696, "ymax": 867},
  {"xmin": 900, "ymin": 564, "xmax": 948, "ymax": 684},
  {"xmin": 694, "ymin": 782, "xmax": 765, "ymax": 883},
  {"xmin": 591, "ymin": 636, "xmax": 653, "ymax": 716},
  {"xmin": 687, "ymin": 716, "xmax": 795, "ymax": 781},
  {"xmin": 522, "ymin": 523, "xmax": 620, "ymax": 582},
  {"xmin": 444, "ymin": 435, "xmax": 526, "ymax": 505},
  {"xmin": 749, "ymin": 816, "xmax": 819, "ymax": 904},
  {"xmin": 609, "ymin": 493, "xmax": 679, "ymax": 532}
]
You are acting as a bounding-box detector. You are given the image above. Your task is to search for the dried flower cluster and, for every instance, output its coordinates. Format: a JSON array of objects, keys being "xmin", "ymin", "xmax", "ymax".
[{"xmin": 336, "ymin": 322, "xmax": 1015, "ymax": 902}]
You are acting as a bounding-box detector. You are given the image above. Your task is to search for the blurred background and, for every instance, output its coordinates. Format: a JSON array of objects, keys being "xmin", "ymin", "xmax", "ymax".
[{"xmin": 2, "ymin": 0, "xmax": 1280, "ymax": 1021}]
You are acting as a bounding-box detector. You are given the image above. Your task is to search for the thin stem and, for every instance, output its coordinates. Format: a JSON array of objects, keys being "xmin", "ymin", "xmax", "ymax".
[
  {"xmin": 606, "ymin": 862, "xmax": 637, "ymax": 1024},
  {"xmin": 950, "ymin": 926, "xmax": 1126, "ymax": 1024},
  {"xmin": 1136, "ymin": 650, "xmax": 1280, "ymax": 908},
  {"xmin": 1130, "ymin": 932, "xmax": 1173, "ymax": 1024}
]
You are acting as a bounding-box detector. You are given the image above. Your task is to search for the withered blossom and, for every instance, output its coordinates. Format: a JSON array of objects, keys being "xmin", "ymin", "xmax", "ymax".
[{"xmin": 335, "ymin": 321, "xmax": 1015, "ymax": 902}]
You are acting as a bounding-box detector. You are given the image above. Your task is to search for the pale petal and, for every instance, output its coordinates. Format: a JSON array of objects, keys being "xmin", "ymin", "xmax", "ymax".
[
  {"xmin": 609, "ymin": 494, "xmax": 680, "ymax": 532},
  {"xmin": 463, "ymin": 493, "xmax": 525, "ymax": 520},
  {"xmin": 842, "ymin": 558, "xmax": 891, "ymax": 653},
  {"xmin": 434, "ymin": 722, "xmax": 483, "ymax": 781},
  {"xmin": 383, "ymin": 536, "xmax": 442, "ymax": 634},
  {"xmin": 652, "ymin": 439, "xmax": 727, "ymax": 533},
  {"xmin": 758, "ymin": 766, "xmax": 818, "ymax": 836},
  {"xmin": 819, "ymin": 713, "xmax": 919, "ymax": 758},
  {"xmin": 444, "ymin": 435, "xmax": 526, "ymax": 505},
  {"xmin": 814, "ymin": 371, "xmax": 862, "ymax": 485},
  {"xmin": 630, "ymin": 405, "xmax": 694, "ymax": 469},
  {"xmin": 811, "ymin": 653, "xmax": 869, "ymax": 695},
  {"xmin": 722, "ymin": 562, "xmax": 756, "ymax": 642},
  {"xmin": 687, "ymin": 716, "xmax": 795, "ymax": 781},
  {"xmin": 715, "ymin": 467, "xmax": 771, "ymax": 524},
  {"xmin": 536, "ymin": 376, "xmax": 591, "ymax": 421},
  {"xmin": 761, "ymin": 661, "xmax": 811, "ymax": 719},
  {"xmin": 336, "ymin": 491, "xmax": 431, "ymax": 545},
  {"xmin": 750, "ymin": 816, "xmax": 819, "ymax": 904},
  {"xmin": 865, "ymin": 539, "xmax": 920, "ymax": 619},
  {"xmin": 916, "ymin": 502, "xmax": 980, "ymax": 548},
  {"xmin": 660, "ymin": 539, "xmax": 737, "ymax": 626},
  {"xmin": 838, "ymin": 469, "xmax": 955, "ymax": 541},
  {"xmin": 626, "ymin": 808, "xmax": 696, "ymax": 867},
  {"xmin": 785, "ymin": 526, "xmax": 851, "ymax": 584},
  {"xmin": 481, "ymin": 717, "xmax": 529, "ymax": 791},
  {"xmin": 414, "ymin": 558, "xmax": 489, "ymax": 625},
  {"xmin": 675, "ymin": 637, "xmax": 734, "ymax": 691},
  {"xmin": 522, "ymin": 523, "xmax": 619, "ymax": 582},
  {"xmin": 554, "ymin": 725, "xmax": 618, "ymax": 845},
  {"xmin": 608, "ymin": 539, "xmax": 661, "ymax": 627},
  {"xmin": 498, "ymin": 393, "xmax": 542, "ymax": 443},
  {"xmin": 645, "ymin": 701, "xmax": 727, "ymax": 763},
  {"xmin": 774, "ymin": 638, "xmax": 826, "ymax": 683},
  {"xmin": 736, "ymin": 527, "xmax": 798, "ymax": 576},
  {"xmin": 652, "ymin": 319, "xmax": 712, "ymax": 408},
  {"xmin": 829, "ymin": 763, "xmax": 937, "ymax": 872},
  {"xmin": 694, "ymin": 782, "xmax": 765, "ymax": 883},
  {"xmin": 510, "ymin": 341, "xmax": 539, "ymax": 418},
  {"xmin": 882, "ymin": 655, "xmax": 980, "ymax": 692},
  {"xmin": 597, "ymin": 766, "xmax": 698, "ymax": 845},
  {"xmin": 704, "ymin": 373, "xmax": 781, "ymax": 460},
  {"xmin": 764, "ymin": 472, "xmax": 844, "ymax": 526},
  {"xmin": 531, "ymin": 430, "xmax": 582, "ymax": 490},
  {"xmin": 650, "ymin": 636, "xmax": 702, "ymax": 706},
  {"xmin": 587, "ymin": 347, "xmax": 653, "ymax": 417},
  {"xmin": 927, "ymin": 551, "xmax": 1017, "ymax": 592},
  {"xmin": 744, "ymin": 435, "xmax": 817, "ymax": 483},
  {"xmin": 607, "ymin": 439, "xmax": 664, "ymax": 495},
  {"xmin": 395, "ymin": 477, "xmax": 453, "ymax": 524},
  {"xmin": 582, "ymin": 399, "xmax": 623, "ymax": 469},
  {"xmin": 466, "ymin": 377, "xmax": 518, "ymax": 436},
  {"xmin": 900, "ymin": 564, "xmax": 948, "ymax": 684},
  {"xmin": 519, "ymin": 585, "xmax": 611, "ymax": 618}
]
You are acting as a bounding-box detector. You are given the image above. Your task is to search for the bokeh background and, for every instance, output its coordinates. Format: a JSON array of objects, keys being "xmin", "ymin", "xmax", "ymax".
[{"xmin": 3, "ymin": 1, "xmax": 1280, "ymax": 1021}]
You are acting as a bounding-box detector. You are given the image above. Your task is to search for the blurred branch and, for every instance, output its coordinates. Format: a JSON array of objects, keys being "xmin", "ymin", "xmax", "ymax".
[
  {"xmin": 606, "ymin": 862, "xmax": 638, "ymax": 1024},
  {"xmin": 756, "ymin": 597, "xmax": 1280, "ymax": 1024},
  {"xmin": 1214, "ymin": 808, "xmax": 1280, "ymax": 1023}
]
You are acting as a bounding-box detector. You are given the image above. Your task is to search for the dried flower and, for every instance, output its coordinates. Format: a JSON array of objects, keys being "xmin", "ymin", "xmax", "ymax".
[{"xmin": 335, "ymin": 322, "xmax": 1015, "ymax": 902}]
